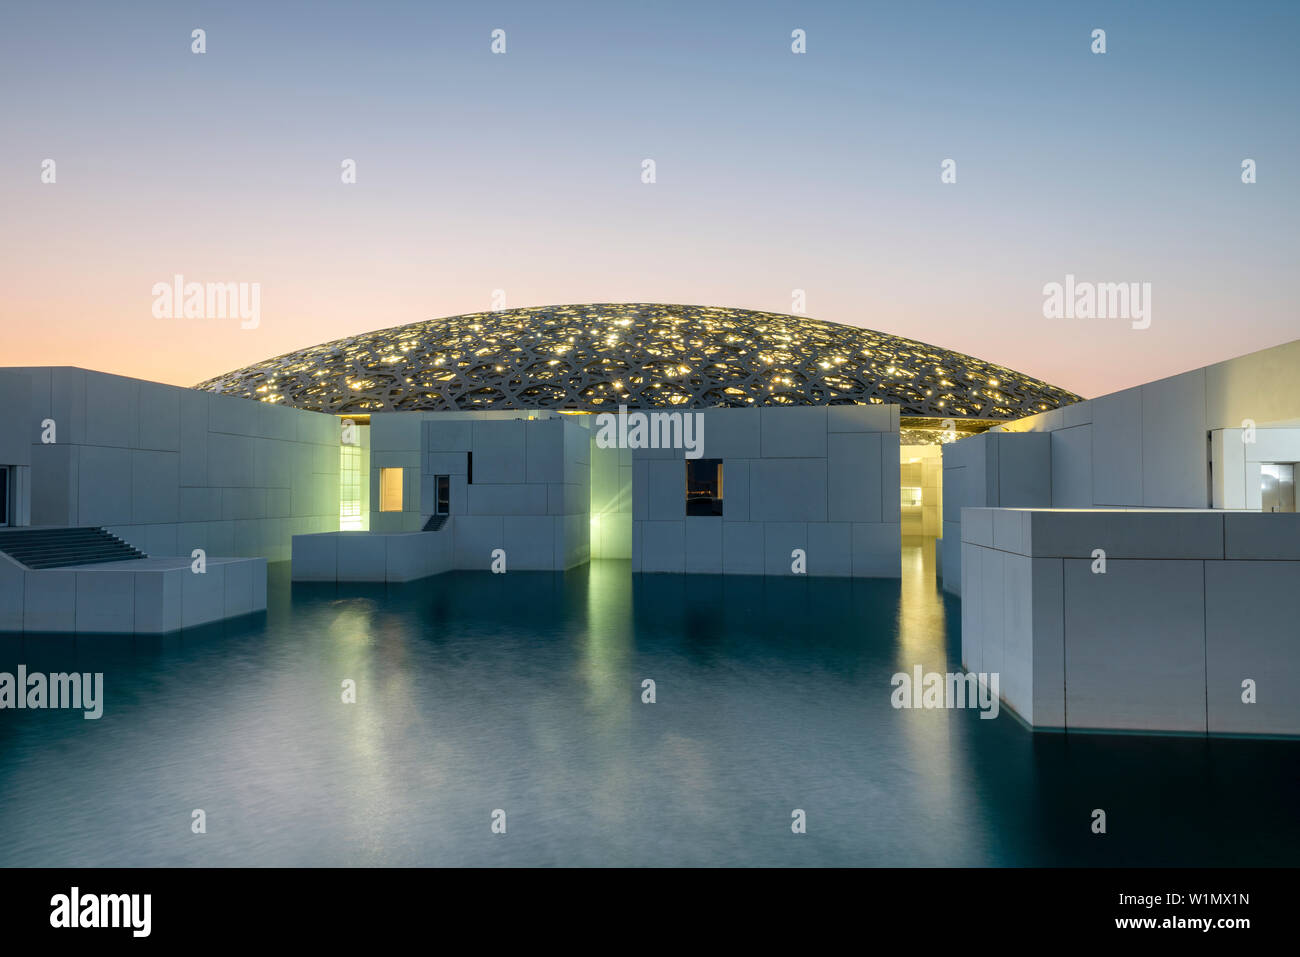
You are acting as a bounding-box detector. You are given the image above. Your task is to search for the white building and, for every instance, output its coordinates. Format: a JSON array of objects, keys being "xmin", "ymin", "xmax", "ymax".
[{"xmin": 3, "ymin": 304, "xmax": 1297, "ymax": 738}]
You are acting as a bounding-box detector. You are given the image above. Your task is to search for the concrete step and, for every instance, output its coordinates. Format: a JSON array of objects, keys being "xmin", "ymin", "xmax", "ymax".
[{"xmin": 0, "ymin": 526, "xmax": 147, "ymax": 569}]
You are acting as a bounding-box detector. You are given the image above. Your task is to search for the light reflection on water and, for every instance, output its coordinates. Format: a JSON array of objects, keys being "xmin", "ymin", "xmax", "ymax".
[{"xmin": 1, "ymin": 545, "xmax": 1298, "ymax": 866}]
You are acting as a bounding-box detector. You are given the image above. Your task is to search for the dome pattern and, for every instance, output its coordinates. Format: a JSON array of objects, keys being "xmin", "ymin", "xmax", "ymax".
[{"xmin": 194, "ymin": 303, "xmax": 1080, "ymax": 418}]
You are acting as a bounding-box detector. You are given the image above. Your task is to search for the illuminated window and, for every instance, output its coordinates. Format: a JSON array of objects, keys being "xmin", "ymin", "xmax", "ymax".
[
  {"xmin": 685, "ymin": 459, "xmax": 723, "ymax": 516},
  {"xmin": 339, "ymin": 445, "xmax": 363, "ymax": 529},
  {"xmin": 379, "ymin": 467, "xmax": 403, "ymax": 512}
]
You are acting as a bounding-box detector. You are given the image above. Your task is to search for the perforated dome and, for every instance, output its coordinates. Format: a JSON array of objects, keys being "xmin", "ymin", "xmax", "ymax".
[{"xmin": 194, "ymin": 303, "xmax": 1080, "ymax": 417}]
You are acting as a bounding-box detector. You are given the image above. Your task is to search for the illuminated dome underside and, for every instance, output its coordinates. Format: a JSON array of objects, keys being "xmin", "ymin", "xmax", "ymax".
[{"xmin": 194, "ymin": 303, "xmax": 1080, "ymax": 418}]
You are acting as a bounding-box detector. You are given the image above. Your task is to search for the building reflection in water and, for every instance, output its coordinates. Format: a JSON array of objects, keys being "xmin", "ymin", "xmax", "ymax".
[{"xmin": 1, "ymin": 556, "xmax": 1298, "ymax": 866}]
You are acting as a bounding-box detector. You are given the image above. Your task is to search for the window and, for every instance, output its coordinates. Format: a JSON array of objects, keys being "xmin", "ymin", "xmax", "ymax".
[
  {"xmin": 0, "ymin": 467, "xmax": 9, "ymax": 527},
  {"xmin": 685, "ymin": 459, "xmax": 723, "ymax": 516},
  {"xmin": 379, "ymin": 467, "xmax": 403, "ymax": 512},
  {"xmin": 436, "ymin": 475, "xmax": 450, "ymax": 515},
  {"xmin": 467, "ymin": 451, "xmax": 473, "ymax": 484}
]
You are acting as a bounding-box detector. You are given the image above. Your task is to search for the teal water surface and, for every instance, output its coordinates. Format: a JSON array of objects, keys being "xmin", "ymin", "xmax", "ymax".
[{"xmin": 2, "ymin": 547, "xmax": 1297, "ymax": 866}]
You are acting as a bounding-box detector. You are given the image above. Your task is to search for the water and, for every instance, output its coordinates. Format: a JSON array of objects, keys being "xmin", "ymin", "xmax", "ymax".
[{"xmin": 2, "ymin": 545, "xmax": 1298, "ymax": 867}]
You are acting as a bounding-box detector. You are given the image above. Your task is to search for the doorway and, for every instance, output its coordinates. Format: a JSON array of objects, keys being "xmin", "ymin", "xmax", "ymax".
[{"xmin": 1261, "ymin": 463, "xmax": 1297, "ymax": 513}]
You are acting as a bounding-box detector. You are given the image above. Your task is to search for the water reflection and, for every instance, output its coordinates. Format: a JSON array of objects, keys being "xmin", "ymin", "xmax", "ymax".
[{"xmin": 0, "ymin": 555, "xmax": 1297, "ymax": 866}]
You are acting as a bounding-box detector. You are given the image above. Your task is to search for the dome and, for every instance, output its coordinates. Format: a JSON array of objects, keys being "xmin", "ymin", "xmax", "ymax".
[{"xmin": 193, "ymin": 303, "xmax": 1080, "ymax": 418}]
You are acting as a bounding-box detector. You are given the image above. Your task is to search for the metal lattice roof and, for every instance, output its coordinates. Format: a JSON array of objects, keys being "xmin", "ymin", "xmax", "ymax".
[{"xmin": 194, "ymin": 303, "xmax": 1080, "ymax": 418}]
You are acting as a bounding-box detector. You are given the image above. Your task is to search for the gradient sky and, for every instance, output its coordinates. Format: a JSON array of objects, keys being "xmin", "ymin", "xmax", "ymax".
[{"xmin": 1, "ymin": 0, "xmax": 1296, "ymax": 399}]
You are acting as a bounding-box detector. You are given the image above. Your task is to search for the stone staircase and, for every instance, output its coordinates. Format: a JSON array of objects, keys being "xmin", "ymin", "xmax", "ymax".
[{"xmin": 0, "ymin": 527, "xmax": 147, "ymax": 569}]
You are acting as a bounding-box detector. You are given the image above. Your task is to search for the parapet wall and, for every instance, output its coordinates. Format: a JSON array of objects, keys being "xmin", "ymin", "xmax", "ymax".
[{"xmin": 962, "ymin": 507, "xmax": 1300, "ymax": 736}]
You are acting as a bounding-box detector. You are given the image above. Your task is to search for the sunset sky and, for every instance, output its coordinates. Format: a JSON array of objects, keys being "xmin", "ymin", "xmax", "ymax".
[{"xmin": 1, "ymin": 0, "xmax": 1296, "ymax": 399}]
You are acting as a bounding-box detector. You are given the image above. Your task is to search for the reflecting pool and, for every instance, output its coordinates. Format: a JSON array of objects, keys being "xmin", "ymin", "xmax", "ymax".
[{"xmin": 2, "ymin": 545, "xmax": 1298, "ymax": 866}]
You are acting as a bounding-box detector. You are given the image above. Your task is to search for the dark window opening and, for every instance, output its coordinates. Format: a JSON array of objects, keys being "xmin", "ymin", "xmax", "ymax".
[
  {"xmin": 685, "ymin": 459, "xmax": 723, "ymax": 517},
  {"xmin": 0, "ymin": 467, "xmax": 9, "ymax": 526},
  {"xmin": 436, "ymin": 474, "xmax": 450, "ymax": 515},
  {"xmin": 467, "ymin": 451, "xmax": 473, "ymax": 484}
]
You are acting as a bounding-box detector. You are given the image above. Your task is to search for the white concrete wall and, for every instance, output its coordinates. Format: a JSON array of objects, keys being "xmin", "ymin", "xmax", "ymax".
[
  {"xmin": 367, "ymin": 410, "xmax": 590, "ymax": 572},
  {"xmin": 0, "ymin": 367, "xmax": 340, "ymax": 561},
  {"xmin": 962, "ymin": 506, "xmax": 1300, "ymax": 736},
  {"xmin": 944, "ymin": 337, "xmax": 1300, "ymax": 593},
  {"xmin": 998, "ymin": 338, "xmax": 1300, "ymax": 510},
  {"xmin": 0, "ymin": 373, "xmax": 32, "ymax": 526},
  {"xmin": 0, "ymin": 552, "xmax": 267, "ymax": 633},
  {"xmin": 368, "ymin": 412, "xmax": 422, "ymax": 533},
  {"xmin": 941, "ymin": 431, "xmax": 1051, "ymax": 593},
  {"xmin": 1211, "ymin": 427, "xmax": 1300, "ymax": 509},
  {"xmin": 291, "ymin": 530, "xmax": 452, "ymax": 583},
  {"xmin": 631, "ymin": 405, "xmax": 901, "ymax": 577},
  {"xmin": 0, "ymin": 372, "xmax": 33, "ymax": 526}
]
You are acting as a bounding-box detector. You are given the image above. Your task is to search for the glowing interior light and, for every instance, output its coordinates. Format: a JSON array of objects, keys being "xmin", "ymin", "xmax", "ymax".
[{"xmin": 194, "ymin": 304, "xmax": 1080, "ymax": 419}]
